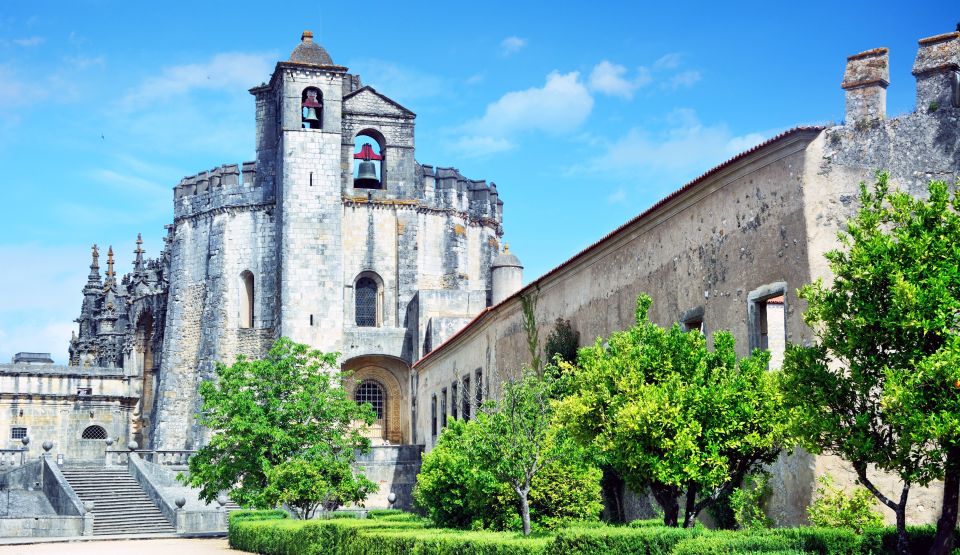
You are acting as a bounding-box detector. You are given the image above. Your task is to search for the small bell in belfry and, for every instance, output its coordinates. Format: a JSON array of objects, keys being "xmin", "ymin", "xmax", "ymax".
[{"xmin": 302, "ymin": 88, "xmax": 321, "ymax": 128}]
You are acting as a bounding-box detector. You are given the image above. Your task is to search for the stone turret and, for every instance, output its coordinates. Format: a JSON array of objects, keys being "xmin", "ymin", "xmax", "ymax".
[{"xmin": 491, "ymin": 244, "xmax": 523, "ymax": 305}]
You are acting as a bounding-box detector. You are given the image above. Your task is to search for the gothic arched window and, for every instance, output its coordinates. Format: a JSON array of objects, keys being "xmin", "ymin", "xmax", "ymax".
[
  {"xmin": 355, "ymin": 380, "xmax": 385, "ymax": 420},
  {"xmin": 355, "ymin": 276, "xmax": 378, "ymax": 327},
  {"xmin": 81, "ymin": 425, "xmax": 108, "ymax": 440}
]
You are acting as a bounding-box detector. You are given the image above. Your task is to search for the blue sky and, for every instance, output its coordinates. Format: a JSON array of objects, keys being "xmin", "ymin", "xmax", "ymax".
[{"xmin": 0, "ymin": 1, "xmax": 952, "ymax": 363}]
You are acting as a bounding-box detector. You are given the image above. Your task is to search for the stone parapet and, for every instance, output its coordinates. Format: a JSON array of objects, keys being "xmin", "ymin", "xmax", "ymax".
[{"xmin": 173, "ymin": 162, "xmax": 273, "ymax": 220}]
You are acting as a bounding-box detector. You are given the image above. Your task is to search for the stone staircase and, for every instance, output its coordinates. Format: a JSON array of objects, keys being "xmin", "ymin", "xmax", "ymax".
[{"xmin": 60, "ymin": 466, "xmax": 175, "ymax": 535}]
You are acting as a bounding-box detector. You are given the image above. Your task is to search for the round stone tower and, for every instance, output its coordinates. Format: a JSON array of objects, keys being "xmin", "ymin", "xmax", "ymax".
[{"xmin": 491, "ymin": 244, "xmax": 523, "ymax": 305}]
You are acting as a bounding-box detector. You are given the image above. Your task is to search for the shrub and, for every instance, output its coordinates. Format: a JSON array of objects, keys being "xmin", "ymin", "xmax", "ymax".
[
  {"xmin": 807, "ymin": 475, "xmax": 884, "ymax": 533},
  {"xmin": 229, "ymin": 509, "xmax": 289, "ymax": 523},
  {"xmin": 729, "ymin": 472, "xmax": 773, "ymax": 530}
]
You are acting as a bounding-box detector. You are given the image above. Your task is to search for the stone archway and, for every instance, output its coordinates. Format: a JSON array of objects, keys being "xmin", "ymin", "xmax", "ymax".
[{"xmin": 345, "ymin": 364, "xmax": 404, "ymax": 444}]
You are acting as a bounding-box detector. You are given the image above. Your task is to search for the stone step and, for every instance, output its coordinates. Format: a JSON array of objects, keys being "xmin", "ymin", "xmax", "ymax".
[{"xmin": 60, "ymin": 466, "xmax": 175, "ymax": 535}]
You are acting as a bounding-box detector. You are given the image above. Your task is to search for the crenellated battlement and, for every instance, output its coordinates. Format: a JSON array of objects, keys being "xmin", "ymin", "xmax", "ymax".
[
  {"xmin": 173, "ymin": 161, "xmax": 274, "ymax": 220},
  {"xmin": 418, "ymin": 164, "xmax": 503, "ymax": 225}
]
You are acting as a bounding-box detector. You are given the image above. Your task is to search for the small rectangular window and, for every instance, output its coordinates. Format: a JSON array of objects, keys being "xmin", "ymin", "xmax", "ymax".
[
  {"xmin": 462, "ymin": 377, "xmax": 471, "ymax": 421},
  {"xmin": 431, "ymin": 395, "xmax": 437, "ymax": 437},
  {"xmin": 441, "ymin": 388, "xmax": 448, "ymax": 429},
  {"xmin": 451, "ymin": 382, "xmax": 458, "ymax": 420},
  {"xmin": 748, "ymin": 283, "xmax": 788, "ymax": 370},
  {"xmin": 77, "ymin": 387, "xmax": 92, "ymax": 397},
  {"xmin": 11, "ymin": 427, "xmax": 27, "ymax": 440}
]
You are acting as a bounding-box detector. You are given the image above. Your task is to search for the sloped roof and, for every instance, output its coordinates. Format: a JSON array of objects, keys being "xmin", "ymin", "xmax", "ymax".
[{"xmin": 413, "ymin": 125, "xmax": 825, "ymax": 369}]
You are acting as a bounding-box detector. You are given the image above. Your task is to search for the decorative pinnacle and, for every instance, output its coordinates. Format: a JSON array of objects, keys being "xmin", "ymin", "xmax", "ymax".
[
  {"xmin": 134, "ymin": 233, "xmax": 145, "ymax": 271},
  {"xmin": 91, "ymin": 244, "xmax": 99, "ymax": 268},
  {"xmin": 106, "ymin": 246, "xmax": 115, "ymax": 280},
  {"xmin": 301, "ymin": 30, "xmax": 313, "ymax": 42},
  {"xmin": 504, "ymin": 243, "xmax": 510, "ymax": 253}
]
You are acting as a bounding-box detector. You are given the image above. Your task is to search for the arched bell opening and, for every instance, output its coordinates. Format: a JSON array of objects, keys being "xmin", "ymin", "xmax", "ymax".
[
  {"xmin": 353, "ymin": 130, "xmax": 384, "ymax": 189},
  {"xmin": 301, "ymin": 87, "xmax": 323, "ymax": 129}
]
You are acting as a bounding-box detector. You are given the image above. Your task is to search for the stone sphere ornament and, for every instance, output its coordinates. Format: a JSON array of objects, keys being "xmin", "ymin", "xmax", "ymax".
[
  {"xmin": 127, "ymin": 441, "xmax": 138, "ymax": 451},
  {"xmin": 20, "ymin": 436, "xmax": 29, "ymax": 446},
  {"xmin": 105, "ymin": 437, "xmax": 113, "ymax": 447},
  {"xmin": 387, "ymin": 492, "xmax": 397, "ymax": 506},
  {"xmin": 42, "ymin": 441, "xmax": 53, "ymax": 452},
  {"xmin": 217, "ymin": 493, "xmax": 228, "ymax": 507},
  {"xmin": 83, "ymin": 501, "xmax": 95, "ymax": 513},
  {"xmin": 175, "ymin": 497, "xmax": 187, "ymax": 509}
]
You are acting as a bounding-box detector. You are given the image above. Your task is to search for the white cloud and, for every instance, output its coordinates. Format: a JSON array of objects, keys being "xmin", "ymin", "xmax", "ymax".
[
  {"xmin": 13, "ymin": 36, "xmax": 44, "ymax": 47},
  {"xmin": 123, "ymin": 52, "xmax": 274, "ymax": 106},
  {"xmin": 0, "ymin": 64, "xmax": 48, "ymax": 107},
  {"xmin": 470, "ymin": 71, "xmax": 593, "ymax": 137},
  {"xmin": 665, "ymin": 70, "xmax": 702, "ymax": 90},
  {"xmin": 449, "ymin": 136, "xmax": 514, "ymax": 158},
  {"xmin": 348, "ymin": 58, "xmax": 445, "ymax": 102},
  {"xmin": 570, "ymin": 109, "xmax": 769, "ymax": 187},
  {"xmin": 466, "ymin": 73, "xmax": 485, "ymax": 85},
  {"xmin": 607, "ymin": 188, "xmax": 627, "ymax": 204},
  {"xmin": 500, "ymin": 36, "xmax": 527, "ymax": 55},
  {"xmin": 588, "ymin": 61, "xmax": 651, "ymax": 99},
  {"xmin": 654, "ymin": 52, "xmax": 683, "ymax": 70}
]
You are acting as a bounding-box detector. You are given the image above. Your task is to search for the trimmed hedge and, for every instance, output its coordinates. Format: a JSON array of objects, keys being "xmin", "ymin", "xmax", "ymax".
[
  {"xmin": 553, "ymin": 525, "xmax": 701, "ymax": 555},
  {"xmin": 228, "ymin": 512, "xmax": 960, "ymax": 555}
]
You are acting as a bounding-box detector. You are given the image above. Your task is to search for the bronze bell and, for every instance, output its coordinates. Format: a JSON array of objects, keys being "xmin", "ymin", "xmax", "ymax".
[
  {"xmin": 356, "ymin": 160, "xmax": 379, "ymax": 182},
  {"xmin": 302, "ymin": 107, "xmax": 320, "ymax": 125}
]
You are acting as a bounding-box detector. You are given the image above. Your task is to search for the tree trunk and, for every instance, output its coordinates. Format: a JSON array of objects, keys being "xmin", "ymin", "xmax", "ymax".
[
  {"xmin": 682, "ymin": 484, "xmax": 698, "ymax": 528},
  {"xmin": 600, "ymin": 467, "xmax": 626, "ymax": 523},
  {"xmin": 518, "ymin": 488, "xmax": 532, "ymax": 536},
  {"xmin": 854, "ymin": 464, "xmax": 910, "ymax": 555},
  {"xmin": 650, "ymin": 483, "xmax": 680, "ymax": 527},
  {"xmin": 894, "ymin": 503, "xmax": 908, "ymax": 555},
  {"xmin": 931, "ymin": 448, "xmax": 960, "ymax": 555}
]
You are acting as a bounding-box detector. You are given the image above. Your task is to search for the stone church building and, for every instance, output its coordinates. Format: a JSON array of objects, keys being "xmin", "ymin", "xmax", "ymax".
[{"xmin": 2, "ymin": 28, "xmax": 959, "ymax": 527}]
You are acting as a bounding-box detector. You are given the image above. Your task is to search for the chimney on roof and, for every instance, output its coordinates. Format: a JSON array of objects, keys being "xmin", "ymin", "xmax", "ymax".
[
  {"xmin": 912, "ymin": 31, "xmax": 959, "ymax": 112},
  {"xmin": 301, "ymin": 30, "xmax": 313, "ymax": 43},
  {"xmin": 841, "ymin": 48, "xmax": 889, "ymax": 125}
]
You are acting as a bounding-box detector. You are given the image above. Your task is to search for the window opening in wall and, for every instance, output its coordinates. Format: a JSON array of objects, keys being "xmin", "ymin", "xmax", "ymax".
[
  {"xmin": 301, "ymin": 87, "xmax": 322, "ymax": 129},
  {"xmin": 10, "ymin": 427, "xmax": 27, "ymax": 440},
  {"xmin": 431, "ymin": 394, "xmax": 437, "ymax": 437},
  {"xmin": 240, "ymin": 271, "xmax": 254, "ymax": 329},
  {"xmin": 451, "ymin": 382, "xmax": 458, "ymax": 420},
  {"xmin": 353, "ymin": 133, "xmax": 383, "ymax": 189},
  {"xmin": 355, "ymin": 277, "xmax": 378, "ymax": 327},
  {"xmin": 77, "ymin": 387, "xmax": 92, "ymax": 397},
  {"xmin": 462, "ymin": 376, "xmax": 471, "ymax": 421},
  {"xmin": 355, "ymin": 380, "xmax": 385, "ymax": 420},
  {"xmin": 441, "ymin": 388, "xmax": 448, "ymax": 429},
  {"xmin": 680, "ymin": 306, "xmax": 705, "ymax": 334},
  {"xmin": 81, "ymin": 425, "xmax": 108, "ymax": 440},
  {"xmin": 475, "ymin": 369, "xmax": 483, "ymax": 408},
  {"xmin": 748, "ymin": 283, "xmax": 787, "ymax": 370}
]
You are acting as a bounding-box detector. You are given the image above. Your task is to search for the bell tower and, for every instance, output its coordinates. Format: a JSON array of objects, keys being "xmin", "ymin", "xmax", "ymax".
[{"xmin": 250, "ymin": 31, "xmax": 349, "ymax": 352}]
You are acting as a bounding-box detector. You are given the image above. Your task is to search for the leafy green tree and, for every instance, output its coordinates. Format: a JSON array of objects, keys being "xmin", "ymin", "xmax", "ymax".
[
  {"xmin": 558, "ymin": 294, "xmax": 790, "ymax": 527},
  {"xmin": 413, "ymin": 419, "xmax": 503, "ymax": 528},
  {"xmin": 806, "ymin": 475, "xmax": 883, "ymax": 534},
  {"xmin": 182, "ymin": 337, "xmax": 376, "ymax": 516},
  {"xmin": 472, "ymin": 371, "xmax": 557, "ymax": 535},
  {"xmin": 413, "ymin": 416, "xmax": 601, "ymax": 532},
  {"xmin": 729, "ymin": 472, "xmax": 773, "ymax": 530},
  {"xmin": 781, "ymin": 174, "xmax": 960, "ymax": 554},
  {"xmin": 263, "ymin": 457, "xmax": 376, "ymax": 520},
  {"xmin": 545, "ymin": 318, "xmax": 580, "ymax": 366}
]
